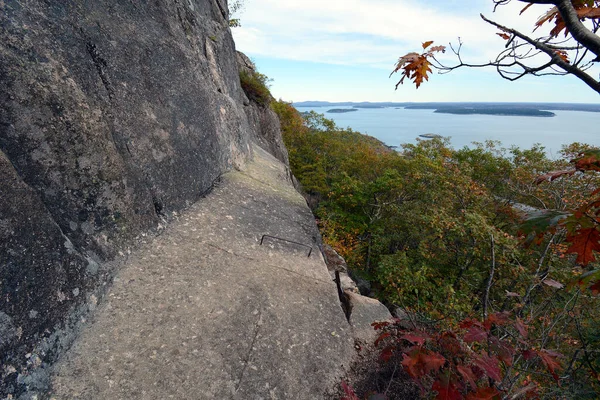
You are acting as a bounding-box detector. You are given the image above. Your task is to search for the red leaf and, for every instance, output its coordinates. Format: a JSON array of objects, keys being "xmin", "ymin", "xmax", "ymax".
[
  {"xmin": 522, "ymin": 349, "xmax": 537, "ymax": 360},
  {"xmin": 484, "ymin": 312, "xmax": 510, "ymax": 330},
  {"xmin": 375, "ymin": 332, "xmax": 391, "ymax": 347},
  {"xmin": 402, "ymin": 348, "xmax": 446, "ymax": 378},
  {"xmin": 538, "ymin": 349, "xmax": 563, "ymax": 381},
  {"xmin": 457, "ymin": 364, "xmax": 477, "ymax": 390},
  {"xmin": 466, "ymin": 386, "xmax": 501, "ymax": 400},
  {"xmin": 496, "ymin": 32, "xmax": 511, "ymax": 40},
  {"xmin": 490, "ymin": 337, "xmax": 516, "ymax": 366},
  {"xmin": 464, "ymin": 326, "xmax": 488, "ymax": 343},
  {"xmin": 372, "ymin": 321, "xmax": 391, "ymax": 330},
  {"xmin": 380, "ymin": 345, "xmax": 395, "ymax": 362},
  {"xmin": 341, "ymin": 381, "xmax": 360, "ymax": 400},
  {"xmin": 473, "ymin": 353, "xmax": 502, "ymax": 382},
  {"xmin": 400, "ymin": 330, "xmax": 430, "ymax": 345},
  {"xmin": 566, "ymin": 227, "xmax": 600, "ymax": 265},
  {"xmin": 515, "ymin": 318, "xmax": 528, "ymax": 338},
  {"xmin": 432, "ymin": 379, "xmax": 462, "ymax": 400}
]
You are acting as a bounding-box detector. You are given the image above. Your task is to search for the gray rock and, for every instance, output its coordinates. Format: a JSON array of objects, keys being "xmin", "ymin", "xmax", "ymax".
[
  {"xmin": 50, "ymin": 145, "xmax": 355, "ymax": 399},
  {"xmin": 0, "ymin": 312, "xmax": 16, "ymax": 348},
  {"xmin": 346, "ymin": 290, "xmax": 392, "ymax": 343},
  {"xmin": 0, "ymin": 0, "xmax": 284, "ymax": 396},
  {"xmin": 322, "ymin": 244, "xmax": 348, "ymax": 273},
  {"xmin": 236, "ymin": 51, "xmax": 290, "ymax": 165}
]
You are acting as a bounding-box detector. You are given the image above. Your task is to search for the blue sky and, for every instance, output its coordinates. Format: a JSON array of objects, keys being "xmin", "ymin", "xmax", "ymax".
[{"xmin": 231, "ymin": 0, "xmax": 600, "ymax": 103}]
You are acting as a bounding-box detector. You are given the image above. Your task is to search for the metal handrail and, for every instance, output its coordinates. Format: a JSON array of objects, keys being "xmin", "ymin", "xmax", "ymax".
[{"xmin": 259, "ymin": 234, "xmax": 313, "ymax": 257}]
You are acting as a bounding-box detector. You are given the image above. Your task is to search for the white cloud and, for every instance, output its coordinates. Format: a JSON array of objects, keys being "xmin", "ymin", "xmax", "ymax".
[{"xmin": 232, "ymin": 0, "xmax": 551, "ymax": 67}]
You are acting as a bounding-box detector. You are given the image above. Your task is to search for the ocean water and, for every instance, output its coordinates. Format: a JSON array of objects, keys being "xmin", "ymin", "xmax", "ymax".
[{"xmin": 295, "ymin": 106, "xmax": 600, "ymax": 158}]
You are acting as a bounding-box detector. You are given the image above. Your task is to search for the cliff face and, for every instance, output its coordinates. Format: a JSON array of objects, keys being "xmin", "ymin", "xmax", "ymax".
[{"xmin": 0, "ymin": 0, "xmax": 285, "ymax": 394}]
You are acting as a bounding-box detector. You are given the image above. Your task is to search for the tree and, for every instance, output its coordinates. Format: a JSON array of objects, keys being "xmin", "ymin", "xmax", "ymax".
[
  {"xmin": 228, "ymin": 0, "xmax": 244, "ymax": 27},
  {"xmin": 393, "ymin": 0, "xmax": 600, "ymax": 94}
]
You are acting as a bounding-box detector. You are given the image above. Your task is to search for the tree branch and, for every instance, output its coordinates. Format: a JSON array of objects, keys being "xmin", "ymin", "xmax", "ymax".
[{"xmin": 480, "ymin": 14, "xmax": 600, "ymax": 94}]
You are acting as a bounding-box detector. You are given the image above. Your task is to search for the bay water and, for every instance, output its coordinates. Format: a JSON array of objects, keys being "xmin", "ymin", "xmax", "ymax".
[{"xmin": 295, "ymin": 106, "xmax": 600, "ymax": 158}]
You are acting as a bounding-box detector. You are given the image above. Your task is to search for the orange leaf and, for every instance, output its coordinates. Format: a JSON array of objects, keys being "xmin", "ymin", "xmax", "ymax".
[
  {"xmin": 497, "ymin": 32, "xmax": 511, "ymax": 40},
  {"xmin": 422, "ymin": 40, "xmax": 434, "ymax": 49},
  {"xmin": 566, "ymin": 227, "xmax": 600, "ymax": 265}
]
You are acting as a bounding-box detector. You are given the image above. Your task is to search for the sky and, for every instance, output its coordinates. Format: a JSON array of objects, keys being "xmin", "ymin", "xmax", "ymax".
[{"xmin": 231, "ymin": 0, "xmax": 600, "ymax": 103}]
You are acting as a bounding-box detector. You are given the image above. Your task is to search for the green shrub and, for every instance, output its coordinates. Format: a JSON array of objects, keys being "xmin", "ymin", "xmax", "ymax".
[{"xmin": 239, "ymin": 70, "xmax": 272, "ymax": 107}]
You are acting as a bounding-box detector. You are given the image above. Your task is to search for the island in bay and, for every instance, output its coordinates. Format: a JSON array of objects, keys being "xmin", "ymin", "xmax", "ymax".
[
  {"xmin": 432, "ymin": 107, "xmax": 555, "ymax": 117},
  {"xmin": 327, "ymin": 108, "xmax": 359, "ymax": 113}
]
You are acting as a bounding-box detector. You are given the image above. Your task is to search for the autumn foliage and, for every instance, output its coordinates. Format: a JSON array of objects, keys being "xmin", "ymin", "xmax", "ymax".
[{"xmin": 272, "ymin": 102, "xmax": 600, "ymax": 398}]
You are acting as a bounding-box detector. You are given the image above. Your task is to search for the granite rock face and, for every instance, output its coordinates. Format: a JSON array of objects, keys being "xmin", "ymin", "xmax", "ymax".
[
  {"xmin": 0, "ymin": 0, "xmax": 282, "ymax": 395},
  {"xmin": 237, "ymin": 51, "xmax": 290, "ymax": 165}
]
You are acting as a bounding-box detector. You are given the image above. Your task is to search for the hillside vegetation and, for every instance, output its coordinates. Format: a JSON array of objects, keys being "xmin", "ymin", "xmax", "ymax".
[{"xmin": 272, "ymin": 100, "xmax": 600, "ymax": 399}]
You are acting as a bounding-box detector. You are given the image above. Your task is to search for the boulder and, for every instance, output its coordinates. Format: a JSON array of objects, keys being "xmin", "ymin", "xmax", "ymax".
[{"xmin": 346, "ymin": 290, "xmax": 392, "ymax": 343}]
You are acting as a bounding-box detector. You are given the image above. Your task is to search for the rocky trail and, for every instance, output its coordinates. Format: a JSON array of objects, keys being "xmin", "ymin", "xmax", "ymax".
[{"xmin": 49, "ymin": 146, "xmax": 355, "ymax": 399}]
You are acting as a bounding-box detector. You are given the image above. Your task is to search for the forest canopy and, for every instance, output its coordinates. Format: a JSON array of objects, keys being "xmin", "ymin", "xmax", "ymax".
[{"xmin": 272, "ymin": 100, "xmax": 600, "ymax": 399}]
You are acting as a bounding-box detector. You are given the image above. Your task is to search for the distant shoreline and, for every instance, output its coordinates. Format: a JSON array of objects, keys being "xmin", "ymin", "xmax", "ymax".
[
  {"xmin": 294, "ymin": 101, "xmax": 600, "ymax": 114},
  {"xmin": 433, "ymin": 108, "xmax": 555, "ymax": 117}
]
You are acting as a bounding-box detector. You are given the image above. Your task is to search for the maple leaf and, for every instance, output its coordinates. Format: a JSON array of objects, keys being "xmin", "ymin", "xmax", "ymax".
[
  {"xmin": 400, "ymin": 330, "xmax": 430, "ymax": 346},
  {"xmin": 464, "ymin": 326, "xmax": 488, "ymax": 343},
  {"xmin": 484, "ymin": 312, "xmax": 510, "ymax": 330},
  {"xmin": 465, "ymin": 386, "xmax": 501, "ymax": 400},
  {"xmin": 432, "ymin": 379, "xmax": 462, "ymax": 400},
  {"xmin": 457, "ymin": 364, "xmax": 478, "ymax": 390},
  {"xmin": 515, "ymin": 318, "xmax": 528, "ymax": 338},
  {"xmin": 566, "ymin": 227, "xmax": 600, "ymax": 265},
  {"xmin": 380, "ymin": 345, "xmax": 395, "ymax": 362},
  {"xmin": 534, "ymin": 169, "xmax": 575, "ymax": 184},
  {"xmin": 473, "ymin": 353, "xmax": 502, "ymax": 382},
  {"xmin": 577, "ymin": 6, "xmax": 600, "ymax": 19},
  {"xmin": 538, "ymin": 349, "xmax": 563, "ymax": 381},
  {"xmin": 572, "ymin": 150, "xmax": 600, "ymax": 172},
  {"xmin": 402, "ymin": 348, "xmax": 446, "ymax": 378}
]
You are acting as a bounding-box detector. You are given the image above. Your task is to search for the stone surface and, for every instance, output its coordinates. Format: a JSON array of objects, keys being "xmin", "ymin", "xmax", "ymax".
[
  {"xmin": 0, "ymin": 0, "xmax": 284, "ymax": 395},
  {"xmin": 237, "ymin": 52, "xmax": 290, "ymax": 165},
  {"xmin": 49, "ymin": 146, "xmax": 355, "ymax": 399},
  {"xmin": 322, "ymin": 244, "xmax": 359, "ymax": 294},
  {"xmin": 346, "ymin": 290, "xmax": 392, "ymax": 343}
]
